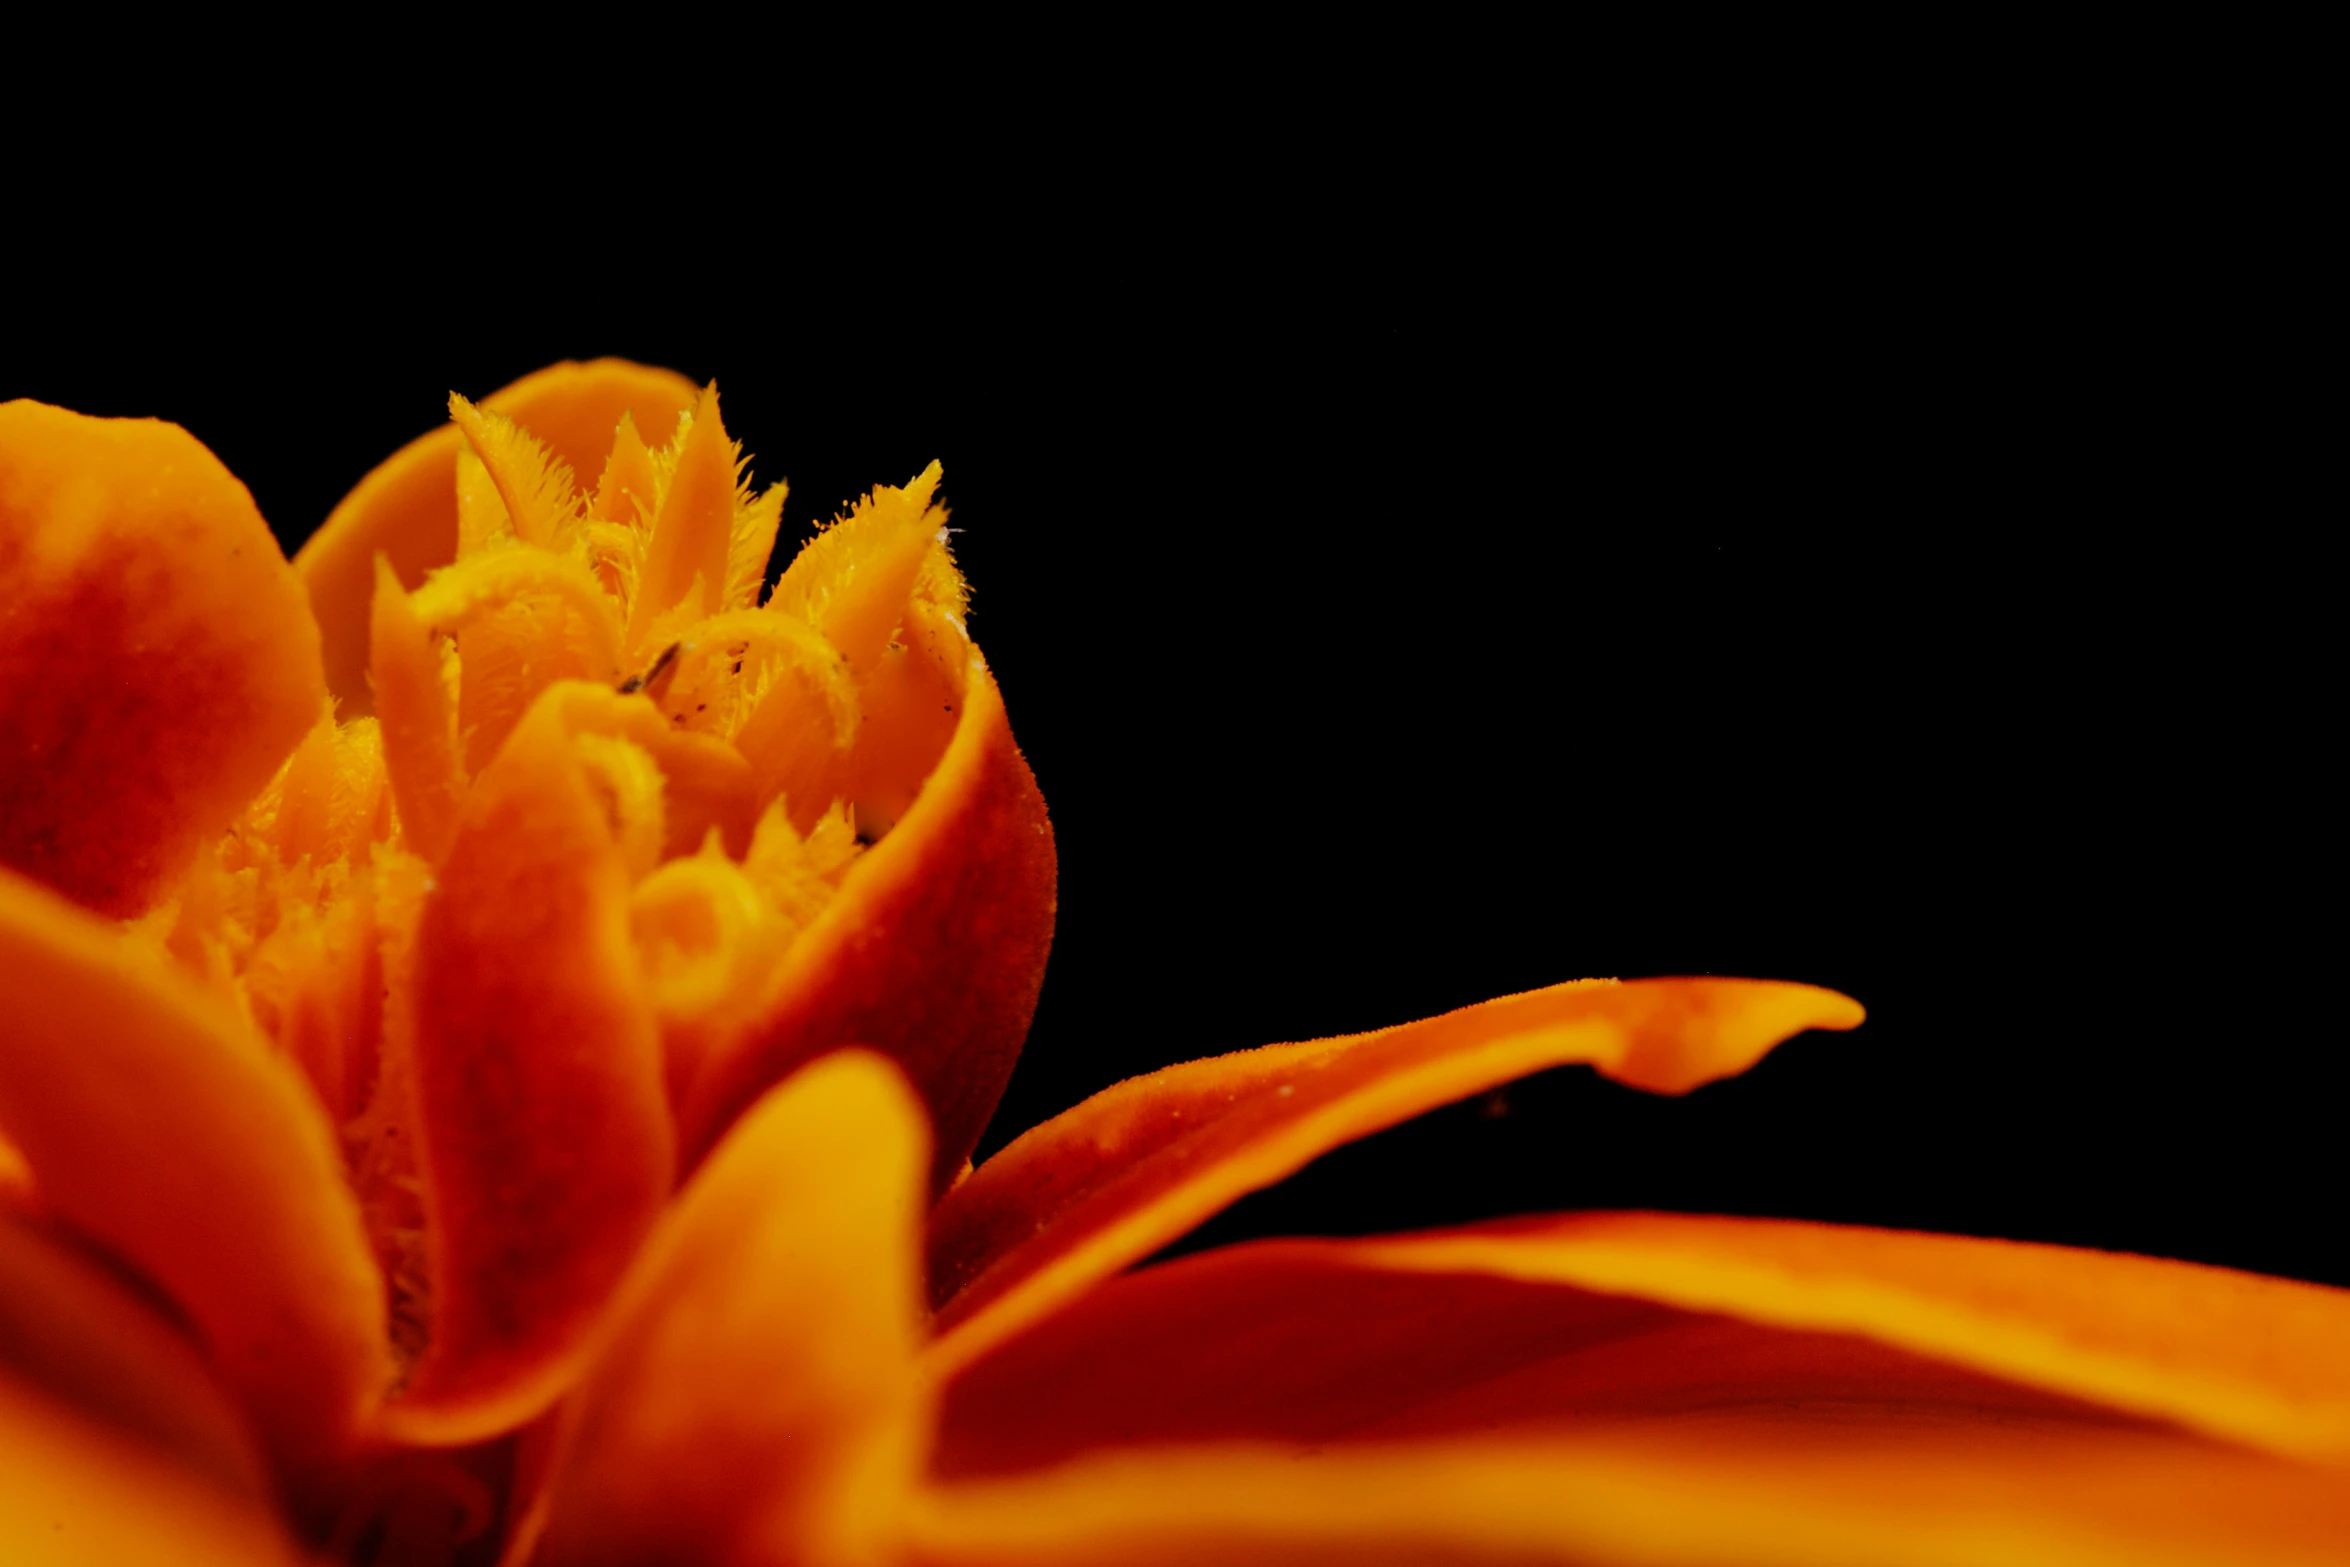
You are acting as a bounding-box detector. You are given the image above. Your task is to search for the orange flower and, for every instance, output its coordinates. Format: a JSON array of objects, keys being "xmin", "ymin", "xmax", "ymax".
[{"xmin": 2, "ymin": 361, "xmax": 2345, "ymax": 1566}]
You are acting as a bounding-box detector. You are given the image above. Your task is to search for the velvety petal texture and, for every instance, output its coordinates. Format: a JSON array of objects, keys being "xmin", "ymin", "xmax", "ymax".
[
  {"xmin": 0, "ymin": 1377, "xmax": 308, "ymax": 1567},
  {"xmin": 0, "ymin": 400, "xmax": 325, "ymax": 916},
  {"xmin": 529, "ymin": 1052, "xmax": 931, "ymax": 1567},
  {"xmin": 389, "ymin": 689, "xmax": 675, "ymax": 1443},
  {"xmin": 0, "ymin": 869, "xmax": 391, "ymax": 1468},
  {"xmin": 927, "ymin": 977, "xmax": 1863, "ymax": 1374},
  {"xmin": 908, "ymin": 1434, "xmax": 2350, "ymax": 1567},
  {"xmin": 0, "ymin": 1213, "xmax": 271, "ymax": 1502}
]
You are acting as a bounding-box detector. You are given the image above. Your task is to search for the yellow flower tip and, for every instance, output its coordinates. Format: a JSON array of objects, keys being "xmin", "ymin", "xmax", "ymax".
[
  {"xmin": 625, "ymin": 382, "xmax": 743, "ymax": 656},
  {"xmin": 446, "ymin": 391, "xmax": 585, "ymax": 553},
  {"xmin": 295, "ymin": 359, "xmax": 701, "ymax": 715}
]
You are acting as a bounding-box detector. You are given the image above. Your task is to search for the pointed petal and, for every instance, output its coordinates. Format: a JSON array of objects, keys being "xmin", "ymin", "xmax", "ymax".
[
  {"xmin": 0, "ymin": 1375, "xmax": 309, "ymax": 1567},
  {"xmin": 446, "ymin": 393, "xmax": 586, "ymax": 550},
  {"xmin": 385, "ymin": 692, "xmax": 673, "ymax": 1444},
  {"xmin": 626, "ymin": 384, "xmax": 740, "ymax": 657},
  {"xmin": 531, "ymin": 1052, "xmax": 930, "ymax": 1567},
  {"xmin": 724, "ymin": 480, "xmax": 787, "ymax": 614},
  {"xmin": 769, "ymin": 462, "xmax": 944, "ymax": 676},
  {"xmin": 910, "ymin": 1434, "xmax": 2350, "ymax": 1567},
  {"xmin": 0, "ymin": 400, "xmax": 325, "ymax": 916},
  {"xmin": 0, "ymin": 868, "xmax": 391, "ymax": 1464},
  {"xmin": 0, "ymin": 1214, "xmax": 271, "ymax": 1500},
  {"xmin": 1337, "ymin": 1212, "xmax": 2350, "ymax": 1467},
  {"xmin": 589, "ymin": 412, "xmax": 658, "ymax": 527},
  {"xmin": 370, "ymin": 557, "xmax": 468, "ymax": 864},
  {"xmin": 676, "ymin": 656, "xmax": 1056, "ymax": 1197},
  {"xmin": 296, "ymin": 359, "xmax": 698, "ymax": 713},
  {"xmin": 926, "ymin": 977, "xmax": 1862, "ymax": 1374}
]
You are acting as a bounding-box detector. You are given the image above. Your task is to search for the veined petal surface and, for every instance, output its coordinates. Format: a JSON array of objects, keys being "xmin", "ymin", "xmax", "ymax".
[
  {"xmin": 926, "ymin": 977, "xmax": 1862, "ymax": 1375},
  {"xmin": 0, "ymin": 400, "xmax": 324, "ymax": 916}
]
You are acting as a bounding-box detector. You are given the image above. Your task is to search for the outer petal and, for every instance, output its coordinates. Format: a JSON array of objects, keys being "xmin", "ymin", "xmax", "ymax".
[
  {"xmin": 1342, "ymin": 1212, "xmax": 2350, "ymax": 1466},
  {"xmin": 925, "ymin": 977, "xmax": 1861, "ymax": 1375},
  {"xmin": 293, "ymin": 359, "xmax": 698, "ymax": 713},
  {"xmin": 528, "ymin": 1052, "xmax": 930, "ymax": 1567},
  {"xmin": 0, "ymin": 1213, "xmax": 271, "ymax": 1501},
  {"xmin": 385, "ymin": 692, "xmax": 673, "ymax": 1444},
  {"xmin": 926, "ymin": 1223, "xmax": 2350, "ymax": 1565},
  {"xmin": 0, "ymin": 1376, "xmax": 309, "ymax": 1567},
  {"xmin": 909, "ymin": 1435, "xmax": 2350, "ymax": 1567},
  {"xmin": 0, "ymin": 400, "xmax": 324, "ymax": 916},
  {"xmin": 0, "ymin": 868, "xmax": 391, "ymax": 1468},
  {"xmin": 677, "ymin": 654, "xmax": 1056, "ymax": 1198},
  {"xmin": 933, "ymin": 1232, "xmax": 2176, "ymax": 1481}
]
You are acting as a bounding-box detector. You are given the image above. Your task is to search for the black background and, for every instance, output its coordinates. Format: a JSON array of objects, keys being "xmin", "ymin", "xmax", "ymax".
[{"xmin": 7, "ymin": 107, "xmax": 2334, "ymax": 1289}]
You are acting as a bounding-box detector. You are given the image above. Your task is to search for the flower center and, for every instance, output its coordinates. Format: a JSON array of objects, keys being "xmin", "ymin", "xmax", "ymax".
[{"xmin": 135, "ymin": 386, "xmax": 969, "ymax": 1383}]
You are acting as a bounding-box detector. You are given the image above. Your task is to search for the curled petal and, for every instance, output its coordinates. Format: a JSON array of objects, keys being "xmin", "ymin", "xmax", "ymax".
[
  {"xmin": 926, "ymin": 977, "xmax": 1862, "ymax": 1375},
  {"xmin": 0, "ymin": 869, "xmax": 391, "ymax": 1467},
  {"xmin": 529, "ymin": 1052, "xmax": 930, "ymax": 1567},
  {"xmin": 0, "ymin": 1375, "xmax": 309, "ymax": 1567},
  {"xmin": 387, "ymin": 693, "xmax": 673, "ymax": 1444},
  {"xmin": 295, "ymin": 359, "xmax": 698, "ymax": 712},
  {"xmin": 538, "ymin": 681, "xmax": 760, "ymax": 860},
  {"xmin": 0, "ymin": 400, "xmax": 324, "ymax": 916},
  {"xmin": 909, "ymin": 1433, "xmax": 2350, "ymax": 1567},
  {"xmin": 677, "ymin": 656, "xmax": 1056, "ymax": 1197}
]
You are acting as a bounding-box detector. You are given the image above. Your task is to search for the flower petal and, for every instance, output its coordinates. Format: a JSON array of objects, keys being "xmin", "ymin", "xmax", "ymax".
[
  {"xmin": 908, "ymin": 1434, "xmax": 2350, "ymax": 1567},
  {"xmin": 925, "ymin": 977, "xmax": 1862, "ymax": 1375},
  {"xmin": 0, "ymin": 868, "xmax": 391, "ymax": 1466},
  {"xmin": 384, "ymin": 691, "xmax": 674, "ymax": 1444},
  {"xmin": 934, "ymin": 1231, "xmax": 2186, "ymax": 1481},
  {"xmin": 1339, "ymin": 1211, "xmax": 2350, "ymax": 1467},
  {"xmin": 676, "ymin": 655, "xmax": 1056, "ymax": 1198},
  {"xmin": 527, "ymin": 1051, "xmax": 930, "ymax": 1567},
  {"xmin": 294, "ymin": 359, "xmax": 699, "ymax": 713},
  {"xmin": 0, "ymin": 400, "xmax": 325, "ymax": 916},
  {"xmin": 0, "ymin": 1213, "xmax": 271, "ymax": 1501},
  {"xmin": 0, "ymin": 1375, "xmax": 309, "ymax": 1567}
]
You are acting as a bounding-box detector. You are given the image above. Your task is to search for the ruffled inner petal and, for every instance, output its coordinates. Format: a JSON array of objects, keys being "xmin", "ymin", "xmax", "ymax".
[{"xmin": 294, "ymin": 360, "xmax": 698, "ymax": 713}]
